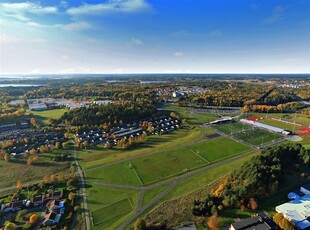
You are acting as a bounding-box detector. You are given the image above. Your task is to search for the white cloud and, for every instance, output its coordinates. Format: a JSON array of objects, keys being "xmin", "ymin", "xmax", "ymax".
[
  {"xmin": 0, "ymin": 34, "xmax": 21, "ymax": 43},
  {"xmin": 0, "ymin": 2, "xmax": 58, "ymax": 21},
  {"xmin": 130, "ymin": 38, "xmax": 143, "ymax": 45},
  {"xmin": 264, "ymin": 5, "xmax": 284, "ymax": 24},
  {"xmin": 26, "ymin": 21, "xmax": 91, "ymax": 31},
  {"xmin": 174, "ymin": 51, "xmax": 184, "ymax": 57},
  {"xmin": 67, "ymin": 0, "xmax": 152, "ymax": 15},
  {"xmin": 63, "ymin": 22, "xmax": 92, "ymax": 31}
]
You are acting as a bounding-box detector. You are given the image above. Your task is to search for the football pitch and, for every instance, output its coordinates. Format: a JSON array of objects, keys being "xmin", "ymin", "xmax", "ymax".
[{"xmin": 85, "ymin": 137, "xmax": 250, "ymax": 185}]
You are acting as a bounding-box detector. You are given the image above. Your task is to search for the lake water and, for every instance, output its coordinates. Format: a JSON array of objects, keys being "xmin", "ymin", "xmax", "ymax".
[{"xmin": 0, "ymin": 84, "xmax": 41, "ymax": 87}]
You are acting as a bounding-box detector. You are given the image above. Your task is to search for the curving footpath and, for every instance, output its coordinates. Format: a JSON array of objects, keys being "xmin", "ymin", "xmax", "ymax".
[{"xmin": 74, "ymin": 145, "xmax": 91, "ymax": 230}]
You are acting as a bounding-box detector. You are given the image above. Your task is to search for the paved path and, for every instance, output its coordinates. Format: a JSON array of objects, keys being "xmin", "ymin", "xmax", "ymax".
[
  {"xmin": 74, "ymin": 145, "xmax": 91, "ymax": 230},
  {"xmin": 117, "ymin": 181, "xmax": 179, "ymax": 230},
  {"xmin": 88, "ymin": 149, "xmax": 257, "ymax": 229}
]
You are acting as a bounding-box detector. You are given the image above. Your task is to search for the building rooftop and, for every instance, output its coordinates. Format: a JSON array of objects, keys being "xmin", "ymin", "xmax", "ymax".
[
  {"xmin": 231, "ymin": 213, "xmax": 277, "ymax": 230},
  {"xmin": 276, "ymin": 194, "xmax": 310, "ymax": 229}
]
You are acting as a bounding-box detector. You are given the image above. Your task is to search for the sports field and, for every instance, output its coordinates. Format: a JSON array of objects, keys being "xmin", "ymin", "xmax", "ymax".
[
  {"xmin": 213, "ymin": 121, "xmax": 251, "ymax": 134},
  {"xmin": 85, "ymin": 137, "xmax": 250, "ymax": 185},
  {"xmin": 85, "ymin": 161, "xmax": 142, "ymax": 186},
  {"xmin": 86, "ymin": 184, "xmax": 140, "ymax": 229},
  {"xmin": 259, "ymin": 118, "xmax": 301, "ymax": 132},
  {"xmin": 247, "ymin": 113, "xmax": 310, "ymax": 127},
  {"xmin": 233, "ymin": 128, "xmax": 283, "ymax": 146},
  {"xmin": 92, "ymin": 198, "xmax": 133, "ymax": 225}
]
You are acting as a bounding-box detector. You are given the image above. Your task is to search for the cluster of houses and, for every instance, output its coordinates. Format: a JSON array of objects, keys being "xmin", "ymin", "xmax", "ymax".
[
  {"xmin": 1, "ymin": 190, "xmax": 64, "ymax": 227},
  {"xmin": 0, "ymin": 120, "xmax": 30, "ymax": 135},
  {"xmin": 153, "ymin": 86, "xmax": 206, "ymax": 99},
  {"xmin": 0, "ymin": 130, "xmax": 66, "ymax": 157},
  {"xmin": 25, "ymin": 98, "xmax": 114, "ymax": 111},
  {"xmin": 76, "ymin": 115, "xmax": 181, "ymax": 147}
]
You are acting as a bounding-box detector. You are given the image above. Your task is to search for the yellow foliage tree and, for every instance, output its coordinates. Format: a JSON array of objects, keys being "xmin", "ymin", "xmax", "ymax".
[
  {"xmin": 17, "ymin": 180, "xmax": 22, "ymax": 190},
  {"xmin": 208, "ymin": 213, "xmax": 219, "ymax": 230}
]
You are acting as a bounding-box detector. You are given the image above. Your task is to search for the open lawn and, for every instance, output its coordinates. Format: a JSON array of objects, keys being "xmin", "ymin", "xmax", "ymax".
[
  {"xmin": 192, "ymin": 113, "xmax": 220, "ymax": 124},
  {"xmin": 85, "ymin": 161, "xmax": 142, "ymax": 186},
  {"xmin": 86, "ymin": 184, "xmax": 140, "ymax": 229},
  {"xmin": 27, "ymin": 108, "xmax": 68, "ymax": 125},
  {"xmin": 0, "ymin": 157, "xmax": 70, "ymax": 196},
  {"xmin": 234, "ymin": 128, "xmax": 283, "ymax": 146},
  {"xmin": 142, "ymin": 185, "xmax": 170, "ymax": 207},
  {"xmin": 92, "ymin": 198, "xmax": 133, "ymax": 225},
  {"xmin": 299, "ymin": 135, "xmax": 310, "ymax": 145},
  {"xmin": 259, "ymin": 118, "xmax": 301, "ymax": 132},
  {"xmin": 78, "ymin": 126, "xmax": 202, "ymax": 170},
  {"xmin": 213, "ymin": 122, "xmax": 251, "ymax": 134}
]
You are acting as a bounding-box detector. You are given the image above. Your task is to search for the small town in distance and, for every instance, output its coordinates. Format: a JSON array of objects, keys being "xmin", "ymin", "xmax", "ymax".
[{"xmin": 0, "ymin": 75, "xmax": 309, "ymax": 230}]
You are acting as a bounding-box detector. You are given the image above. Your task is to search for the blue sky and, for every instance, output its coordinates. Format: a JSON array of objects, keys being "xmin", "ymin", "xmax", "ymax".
[{"xmin": 0, "ymin": 0, "xmax": 310, "ymax": 74}]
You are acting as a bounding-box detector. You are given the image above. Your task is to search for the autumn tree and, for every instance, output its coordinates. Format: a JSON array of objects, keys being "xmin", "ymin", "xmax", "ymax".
[
  {"xmin": 247, "ymin": 198, "xmax": 258, "ymax": 210},
  {"xmin": 30, "ymin": 117, "xmax": 37, "ymax": 127},
  {"xmin": 17, "ymin": 180, "xmax": 22, "ymax": 190},
  {"xmin": 29, "ymin": 214, "xmax": 39, "ymax": 224},
  {"xmin": 208, "ymin": 213, "xmax": 219, "ymax": 230},
  {"xmin": 4, "ymin": 153, "xmax": 10, "ymax": 162},
  {"xmin": 27, "ymin": 158, "xmax": 33, "ymax": 166},
  {"xmin": 29, "ymin": 148, "xmax": 36, "ymax": 155},
  {"xmin": 68, "ymin": 192, "xmax": 75, "ymax": 201},
  {"xmin": 279, "ymin": 217, "xmax": 295, "ymax": 230},
  {"xmin": 133, "ymin": 218, "xmax": 146, "ymax": 230},
  {"xmin": 170, "ymin": 111, "xmax": 178, "ymax": 119}
]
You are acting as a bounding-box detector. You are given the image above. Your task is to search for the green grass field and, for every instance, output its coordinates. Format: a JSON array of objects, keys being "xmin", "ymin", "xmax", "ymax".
[
  {"xmin": 27, "ymin": 108, "xmax": 68, "ymax": 125},
  {"xmin": 213, "ymin": 122, "xmax": 251, "ymax": 134},
  {"xmin": 259, "ymin": 118, "xmax": 301, "ymax": 132},
  {"xmin": 233, "ymin": 128, "xmax": 283, "ymax": 146},
  {"xmin": 86, "ymin": 184, "xmax": 140, "ymax": 229},
  {"xmin": 195, "ymin": 137, "xmax": 250, "ymax": 162},
  {"xmin": 85, "ymin": 161, "xmax": 142, "ymax": 186},
  {"xmin": 131, "ymin": 149, "xmax": 204, "ymax": 184},
  {"xmin": 78, "ymin": 126, "xmax": 202, "ymax": 170},
  {"xmin": 92, "ymin": 198, "xmax": 133, "ymax": 225},
  {"xmin": 142, "ymin": 185, "xmax": 170, "ymax": 207},
  {"xmin": 85, "ymin": 137, "xmax": 250, "ymax": 185},
  {"xmin": 246, "ymin": 113, "xmax": 310, "ymax": 127},
  {"xmin": 192, "ymin": 113, "xmax": 220, "ymax": 124},
  {"xmin": 0, "ymin": 151, "xmax": 71, "ymax": 196}
]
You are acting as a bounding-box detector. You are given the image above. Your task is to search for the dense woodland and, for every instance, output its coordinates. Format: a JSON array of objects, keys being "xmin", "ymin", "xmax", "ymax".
[
  {"xmin": 59, "ymin": 101, "xmax": 157, "ymax": 127},
  {"xmin": 192, "ymin": 143, "xmax": 309, "ymax": 217}
]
